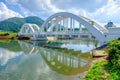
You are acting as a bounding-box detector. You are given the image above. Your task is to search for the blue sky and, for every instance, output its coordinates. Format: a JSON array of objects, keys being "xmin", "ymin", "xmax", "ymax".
[{"xmin": 0, "ymin": 0, "xmax": 120, "ymax": 26}]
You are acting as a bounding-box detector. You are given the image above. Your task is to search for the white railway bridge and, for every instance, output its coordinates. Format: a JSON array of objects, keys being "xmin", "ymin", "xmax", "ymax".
[{"xmin": 18, "ymin": 12, "xmax": 120, "ymax": 44}]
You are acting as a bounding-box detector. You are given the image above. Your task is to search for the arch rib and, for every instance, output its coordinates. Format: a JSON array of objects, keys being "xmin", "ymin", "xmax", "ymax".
[
  {"xmin": 40, "ymin": 12, "xmax": 106, "ymax": 42},
  {"xmin": 18, "ymin": 23, "xmax": 40, "ymax": 37}
]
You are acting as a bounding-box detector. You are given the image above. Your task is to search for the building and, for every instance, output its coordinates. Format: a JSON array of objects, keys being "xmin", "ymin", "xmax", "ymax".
[
  {"xmin": 104, "ymin": 21, "xmax": 120, "ymax": 40},
  {"xmin": 104, "ymin": 21, "xmax": 117, "ymax": 29}
]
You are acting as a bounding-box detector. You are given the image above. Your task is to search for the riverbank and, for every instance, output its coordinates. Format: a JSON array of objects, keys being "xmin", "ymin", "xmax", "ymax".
[
  {"xmin": 84, "ymin": 39, "xmax": 120, "ymax": 80},
  {"xmin": 83, "ymin": 44, "xmax": 108, "ymax": 79},
  {"xmin": 0, "ymin": 31, "xmax": 17, "ymax": 39},
  {"xmin": 84, "ymin": 59, "xmax": 120, "ymax": 80},
  {"xmin": 0, "ymin": 31, "xmax": 32, "ymax": 40}
]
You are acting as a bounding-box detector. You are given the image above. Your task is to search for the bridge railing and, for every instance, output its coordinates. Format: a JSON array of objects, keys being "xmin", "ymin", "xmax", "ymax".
[
  {"xmin": 93, "ymin": 22, "xmax": 108, "ymax": 34},
  {"xmin": 40, "ymin": 31, "xmax": 90, "ymax": 35},
  {"xmin": 79, "ymin": 16, "xmax": 108, "ymax": 34}
]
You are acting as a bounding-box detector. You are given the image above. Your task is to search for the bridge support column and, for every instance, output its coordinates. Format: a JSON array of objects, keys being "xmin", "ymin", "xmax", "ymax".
[
  {"xmin": 73, "ymin": 19, "xmax": 75, "ymax": 32},
  {"xmin": 46, "ymin": 22, "xmax": 49, "ymax": 32},
  {"xmin": 78, "ymin": 34, "xmax": 81, "ymax": 38},
  {"xmin": 64, "ymin": 18, "xmax": 67, "ymax": 32},
  {"xmin": 79, "ymin": 23, "xmax": 82, "ymax": 32},
  {"xmin": 89, "ymin": 33, "xmax": 92, "ymax": 38},
  {"xmin": 32, "ymin": 34, "xmax": 37, "ymax": 40},
  {"xmin": 56, "ymin": 22, "xmax": 59, "ymax": 32},
  {"xmin": 55, "ymin": 34, "xmax": 58, "ymax": 38},
  {"xmin": 62, "ymin": 35, "xmax": 65, "ymax": 38},
  {"xmin": 66, "ymin": 18, "xmax": 68, "ymax": 32},
  {"xmin": 70, "ymin": 18, "xmax": 73, "ymax": 32},
  {"xmin": 63, "ymin": 18, "xmax": 65, "ymax": 32},
  {"xmin": 59, "ymin": 21, "xmax": 62, "ymax": 32},
  {"xmin": 69, "ymin": 34, "xmax": 72, "ymax": 38}
]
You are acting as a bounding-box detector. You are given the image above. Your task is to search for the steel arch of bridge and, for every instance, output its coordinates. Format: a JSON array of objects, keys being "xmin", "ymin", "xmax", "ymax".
[
  {"xmin": 19, "ymin": 23, "xmax": 40, "ymax": 34},
  {"xmin": 40, "ymin": 12, "xmax": 108, "ymax": 42},
  {"xmin": 18, "ymin": 23, "xmax": 40, "ymax": 39}
]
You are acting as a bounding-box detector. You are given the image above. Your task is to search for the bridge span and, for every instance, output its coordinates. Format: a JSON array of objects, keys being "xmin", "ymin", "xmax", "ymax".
[{"xmin": 18, "ymin": 12, "xmax": 120, "ymax": 44}]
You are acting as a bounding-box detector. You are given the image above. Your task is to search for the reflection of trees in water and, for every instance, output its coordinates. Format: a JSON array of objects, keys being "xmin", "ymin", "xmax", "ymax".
[
  {"xmin": 0, "ymin": 40, "xmax": 39, "ymax": 54},
  {"xmin": 0, "ymin": 40, "xmax": 22, "ymax": 52},
  {"xmin": 24, "ymin": 40, "xmax": 63, "ymax": 48}
]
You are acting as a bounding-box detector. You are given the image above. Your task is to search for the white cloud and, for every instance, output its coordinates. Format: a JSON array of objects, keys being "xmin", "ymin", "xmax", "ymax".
[
  {"xmin": 45, "ymin": 0, "xmax": 64, "ymax": 13},
  {"xmin": 0, "ymin": 48, "xmax": 22, "ymax": 66},
  {"xmin": 0, "ymin": 2, "xmax": 23, "ymax": 21},
  {"xmin": 89, "ymin": 0, "xmax": 120, "ymax": 24},
  {"xmin": 51, "ymin": 0, "xmax": 107, "ymax": 12},
  {"xmin": 15, "ymin": 0, "xmax": 64, "ymax": 18},
  {"xmin": 6, "ymin": 0, "xmax": 18, "ymax": 5},
  {"xmin": 9, "ymin": 0, "xmax": 108, "ymax": 19},
  {"xmin": 65, "ymin": 8, "xmax": 88, "ymax": 17},
  {"xmin": 5, "ymin": 0, "xmax": 120, "ymax": 26}
]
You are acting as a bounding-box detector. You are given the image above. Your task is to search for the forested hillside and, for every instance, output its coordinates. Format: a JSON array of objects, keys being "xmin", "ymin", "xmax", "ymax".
[{"xmin": 0, "ymin": 16, "xmax": 44, "ymax": 32}]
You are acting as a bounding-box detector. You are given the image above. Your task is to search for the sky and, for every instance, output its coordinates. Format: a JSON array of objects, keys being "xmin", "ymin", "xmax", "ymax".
[{"xmin": 0, "ymin": 0, "xmax": 120, "ymax": 26}]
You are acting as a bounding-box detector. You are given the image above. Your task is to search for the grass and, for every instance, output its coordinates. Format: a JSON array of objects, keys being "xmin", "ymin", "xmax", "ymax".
[
  {"xmin": 85, "ymin": 60, "xmax": 107, "ymax": 80},
  {"xmin": 84, "ymin": 60, "xmax": 120, "ymax": 80},
  {"xmin": 104, "ymin": 62, "xmax": 120, "ymax": 80},
  {"xmin": 0, "ymin": 31, "xmax": 17, "ymax": 36}
]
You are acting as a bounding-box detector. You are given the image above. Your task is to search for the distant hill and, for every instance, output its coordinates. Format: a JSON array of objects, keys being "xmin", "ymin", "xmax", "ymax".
[{"xmin": 0, "ymin": 16, "xmax": 44, "ymax": 32}]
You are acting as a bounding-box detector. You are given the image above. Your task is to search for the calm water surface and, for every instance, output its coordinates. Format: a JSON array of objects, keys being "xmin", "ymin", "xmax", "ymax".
[{"xmin": 0, "ymin": 39, "xmax": 97, "ymax": 80}]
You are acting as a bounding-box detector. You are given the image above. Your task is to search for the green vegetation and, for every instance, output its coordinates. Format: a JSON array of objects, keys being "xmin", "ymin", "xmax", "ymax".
[
  {"xmin": 18, "ymin": 36, "xmax": 31, "ymax": 40},
  {"xmin": 85, "ymin": 60, "xmax": 108, "ymax": 80},
  {"xmin": 0, "ymin": 32, "xmax": 9, "ymax": 36},
  {"xmin": 85, "ymin": 39, "xmax": 120, "ymax": 80},
  {"xmin": 107, "ymin": 39, "xmax": 120, "ymax": 69},
  {"xmin": 25, "ymin": 16, "xmax": 44, "ymax": 26},
  {"xmin": 0, "ymin": 40, "xmax": 22, "ymax": 52},
  {"xmin": 47, "ymin": 41, "xmax": 63, "ymax": 46},
  {"xmin": 85, "ymin": 60, "xmax": 120, "ymax": 80},
  {"xmin": 82, "ymin": 27, "xmax": 88, "ymax": 32},
  {"xmin": 0, "ymin": 31, "xmax": 17, "ymax": 37},
  {"xmin": 104, "ymin": 61, "xmax": 120, "ymax": 80},
  {"xmin": 0, "ymin": 16, "xmax": 44, "ymax": 32}
]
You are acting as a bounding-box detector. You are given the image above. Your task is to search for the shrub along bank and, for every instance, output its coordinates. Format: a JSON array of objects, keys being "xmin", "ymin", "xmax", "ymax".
[
  {"xmin": 107, "ymin": 39, "xmax": 120, "ymax": 69},
  {"xmin": 85, "ymin": 39, "xmax": 120, "ymax": 80}
]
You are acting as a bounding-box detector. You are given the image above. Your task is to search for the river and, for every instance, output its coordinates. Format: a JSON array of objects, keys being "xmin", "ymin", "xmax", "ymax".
[{"xmin": 0, "ymin": 39, "xmax": 97, "ymax": 80}]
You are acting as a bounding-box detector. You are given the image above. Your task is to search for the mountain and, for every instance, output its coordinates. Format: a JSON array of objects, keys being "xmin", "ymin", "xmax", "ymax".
[
  {"xmin": 25, "ymin": 16, "xmax": 44, "ymax": 26},
  {"xmin": 0, "ymin": 16, "xmax": 44, "ymax": 32}
]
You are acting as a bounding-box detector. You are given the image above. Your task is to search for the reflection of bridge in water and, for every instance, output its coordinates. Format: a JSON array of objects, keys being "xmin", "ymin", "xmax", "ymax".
[
  {"xmin": 18, "ymin": 41, "xmax": 92, "ymax": 75},
  {"xmin": 18, "ymin": 41, "xmax": 39, "ymax": 54}
]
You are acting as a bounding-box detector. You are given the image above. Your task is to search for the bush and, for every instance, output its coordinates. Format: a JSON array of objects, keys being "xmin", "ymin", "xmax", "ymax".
[
  {"xmin": 18, "ymin": 36, "xmax": 30, "ymax": 40},
  {"xmin": 4, "ymin": 33, "xmax": 10, "ymax": 36},
  {"xmin": 107, "ymin": 39, "xmax": 120, "ymax": 69},
  {"xmin": 85, "ymin": 60, "xmax": 120, "ymax": 80},
  {"xmin": 0, "ymin": 33, "xmax": 9, "ymax": 36},
  {"xmin": 85, "ymin": 60, "xmax": 107, "ymax": 80},
  {"xmin": 104, "ymin": 62, "xmax": 120, "ymax": 80}
]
